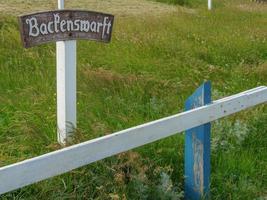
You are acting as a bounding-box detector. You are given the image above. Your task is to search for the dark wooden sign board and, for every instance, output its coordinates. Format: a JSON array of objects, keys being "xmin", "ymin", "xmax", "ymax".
[{"xmin": 19, "ymin": 10, "xmax": 114, "ymax": 48}]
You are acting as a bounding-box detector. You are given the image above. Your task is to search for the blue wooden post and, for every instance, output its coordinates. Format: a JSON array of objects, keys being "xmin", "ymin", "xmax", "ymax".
[{"xmin": 184, "ymin": 81, "xmax": 211, "ymax": 200}]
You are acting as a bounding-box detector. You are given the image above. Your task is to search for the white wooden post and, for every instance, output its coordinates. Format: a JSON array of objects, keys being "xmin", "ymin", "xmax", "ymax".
[
  {"xmin": 57, "ymin": 0, "xmax": 77, "ymax": 145},
  {"xmin": 208, "ymin": 0, "xmax": 212, "ymax": 10}
]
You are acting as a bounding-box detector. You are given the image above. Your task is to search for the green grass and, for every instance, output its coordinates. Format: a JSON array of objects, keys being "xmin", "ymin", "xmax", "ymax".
[{"xmin": 0, "ymin": 0, "xmax": 267, "ymax": 199}]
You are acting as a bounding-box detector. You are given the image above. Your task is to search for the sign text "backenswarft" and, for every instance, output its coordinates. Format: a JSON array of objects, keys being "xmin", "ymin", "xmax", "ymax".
[{"xmin": 19, "ymin": 10, "xmax": 114, "ymax": 48}]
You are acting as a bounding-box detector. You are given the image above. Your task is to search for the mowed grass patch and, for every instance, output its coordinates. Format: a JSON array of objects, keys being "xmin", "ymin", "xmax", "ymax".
[
  {"xmin": 0, "ymin": 0, "xmax": 267, "ymax": 199},
  {"xmin": 0, "ymin": 0, "xmax": 176, "ymax": 16}
]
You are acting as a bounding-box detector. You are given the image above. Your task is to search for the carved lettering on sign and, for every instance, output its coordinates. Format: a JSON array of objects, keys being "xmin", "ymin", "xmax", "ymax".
[{"xmin": 19, "ymin": 10, "xmax": 114, "ymax": 48}]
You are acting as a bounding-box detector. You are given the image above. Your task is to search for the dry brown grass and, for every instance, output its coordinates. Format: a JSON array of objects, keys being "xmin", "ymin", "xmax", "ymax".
[
  {"xmin": 228, "ymin": 0, "xmax": 267, "ymax": 13},
  {"xmin": 237, "ymin": 3, "xmax": 267, "ymax": 13},
  {"xmin": 252, "ymin": 61, "xmax": 267, "ymax": 78},
  {"xmin": 82, "ymin": 67, "xmax": 181, "ymax": 90},
  {"xmin": 0, "ymin": 0, "xmax": 178, "ymax": 16}
]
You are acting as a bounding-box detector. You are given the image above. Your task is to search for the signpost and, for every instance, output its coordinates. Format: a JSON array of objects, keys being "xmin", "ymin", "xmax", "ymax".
[
  {"xmin": 208, "ymin": 0, "xmax": 212, "ymax": 10},
  {"xmin": 18, "ymin": 0, "xmax": 114, "ymax": 144},
  {"xmin": 56, "ymin": 0, "xmax": 76, "ymax": 145},
  {"xmin": 184, "ymin": 81, "xmax": 211, "ymax": 200}
]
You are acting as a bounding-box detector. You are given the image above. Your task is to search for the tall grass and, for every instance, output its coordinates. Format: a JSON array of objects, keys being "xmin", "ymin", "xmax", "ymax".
[{"xmin": 0, "ymin": 0, "xmax": 267, "ymax": 199}]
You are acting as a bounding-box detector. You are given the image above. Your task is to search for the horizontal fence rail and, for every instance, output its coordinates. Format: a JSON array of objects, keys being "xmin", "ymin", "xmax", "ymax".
[{"xmin": 0, "ymin": 86, "xmax": 267, "ymax": 195}]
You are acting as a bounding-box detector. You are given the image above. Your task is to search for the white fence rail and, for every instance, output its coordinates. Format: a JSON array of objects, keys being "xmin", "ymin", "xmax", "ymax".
[{"xmin": 0, "ymin": 86, "xmax": 267, "ymax": 195}]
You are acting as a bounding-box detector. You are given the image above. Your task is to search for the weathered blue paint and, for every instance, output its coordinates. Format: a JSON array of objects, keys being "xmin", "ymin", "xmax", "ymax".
[{"xmin": 184, "ymin": 81, "xmax": 211, "ymax": 200}]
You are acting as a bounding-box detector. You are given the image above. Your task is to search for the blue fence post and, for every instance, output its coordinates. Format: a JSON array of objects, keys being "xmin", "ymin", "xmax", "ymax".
[{"xmin": 184, "ymin": 81, "xmax": 211, "ymax": 200}]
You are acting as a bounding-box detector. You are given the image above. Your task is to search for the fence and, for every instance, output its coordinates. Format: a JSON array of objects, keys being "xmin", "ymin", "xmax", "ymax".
[{"xmin": 0, "ymin": 84, "xmax": 267, "ymax": 198}]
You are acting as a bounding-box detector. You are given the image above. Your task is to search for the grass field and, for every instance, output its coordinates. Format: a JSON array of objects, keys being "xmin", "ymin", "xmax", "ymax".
[{"xmin": 0, "ymin": 0, "xmax": 267, "ymax": 199}]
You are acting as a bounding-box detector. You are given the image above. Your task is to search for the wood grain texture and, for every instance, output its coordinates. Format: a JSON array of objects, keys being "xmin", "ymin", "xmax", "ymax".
[
  {"xmin": 19, "ymin": 10, "xmax": 114, "ymax": 48},
  {"xmin": 0, "ymin": 86, "xmax": 267, "ymax": 195}
]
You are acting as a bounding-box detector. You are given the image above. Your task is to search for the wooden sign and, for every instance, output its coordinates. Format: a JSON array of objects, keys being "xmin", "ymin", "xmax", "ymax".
[{"xmin": 19, "ymin": 10, "xmax": 114, "ymax": 48}]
